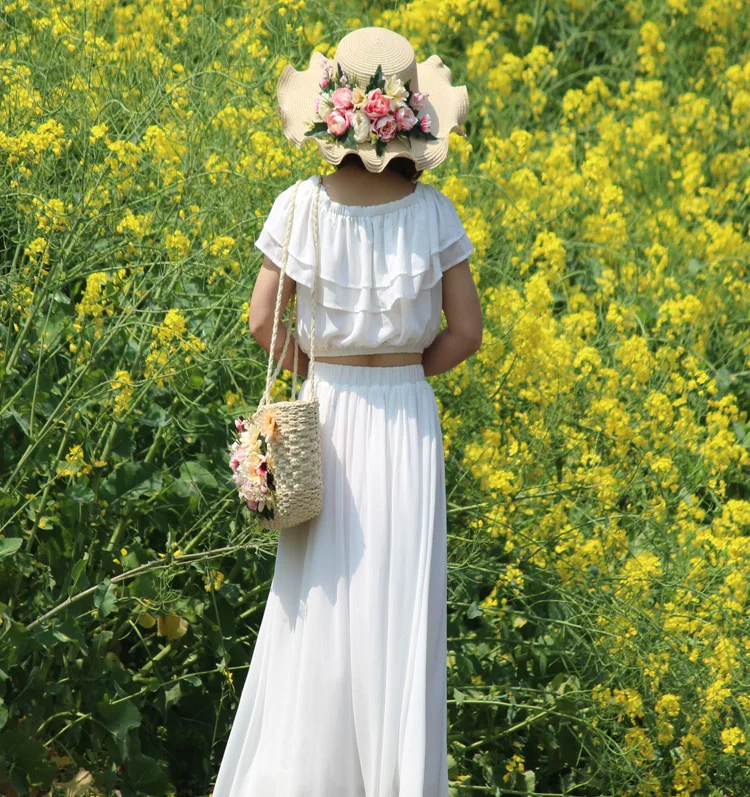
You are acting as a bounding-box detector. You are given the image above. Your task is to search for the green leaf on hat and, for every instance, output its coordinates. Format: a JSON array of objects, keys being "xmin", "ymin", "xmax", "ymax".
[
  {"xmin": 411, "ymin": 128, "xmax": 439, "ymax": 142},
  {"xmin": 304, "ymin": 122, "xmax": 331, "ymax": 140},
  {"xmin": 366, "ymin": 64, "xmax": 384, "ymax": 94}
]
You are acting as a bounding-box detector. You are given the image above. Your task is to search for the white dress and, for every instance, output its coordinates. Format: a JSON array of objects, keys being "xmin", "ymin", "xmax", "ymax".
[{"xmin": 212, "ymin": 174, "xmax": 475, "ymax": 797}]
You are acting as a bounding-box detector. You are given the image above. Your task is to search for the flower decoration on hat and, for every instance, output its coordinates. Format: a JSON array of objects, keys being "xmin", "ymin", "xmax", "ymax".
[{"xmin": 304, "ymin": 60, "xmax": 438, "ymax": 157}]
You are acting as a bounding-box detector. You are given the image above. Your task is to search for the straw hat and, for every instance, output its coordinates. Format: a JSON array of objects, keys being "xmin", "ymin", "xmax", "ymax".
[{"xmin": 275, "ymin": 26, "xmax": 470, "ymax": 173}]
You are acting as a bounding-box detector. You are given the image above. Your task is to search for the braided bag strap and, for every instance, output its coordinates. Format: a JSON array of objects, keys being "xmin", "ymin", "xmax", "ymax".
[{"xmin": 258, "ymin": 177, "xmax": 321, "ymax": 409}]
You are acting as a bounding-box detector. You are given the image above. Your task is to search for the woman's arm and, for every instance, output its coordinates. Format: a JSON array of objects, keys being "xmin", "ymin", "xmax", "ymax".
[
  {"xmin": 421, "ymin": 259, "xmax": 483, "ymax": 378},
  {"xmin": 248, "ymin": 256, "xmax": 310, "ymax": 378}
]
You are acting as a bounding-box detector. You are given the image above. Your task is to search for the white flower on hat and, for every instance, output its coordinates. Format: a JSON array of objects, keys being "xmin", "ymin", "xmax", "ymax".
[
  {"xmin": 351, "ymin": 109, "xmax": 372, "ymax": 144},
  {"xmin": 383, "ymin": 75, "xmax": 408, "ymax": 108},
  {"xmin": 351, "ymin": 85, "xmax": 366, "ymax": 106},
  {"xmin": 315, "ymin": 92, "xmax": 334, "ymax": 119}
]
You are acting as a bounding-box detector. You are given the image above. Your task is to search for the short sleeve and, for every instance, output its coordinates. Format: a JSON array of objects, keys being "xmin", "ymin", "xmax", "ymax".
[
  {"xmin": 253, "ymin": 181, "xmax": 320, "ymax": 289},
  {"xmin": 434, "ymin": 191, "xmax": 475, "ymax": 272}
]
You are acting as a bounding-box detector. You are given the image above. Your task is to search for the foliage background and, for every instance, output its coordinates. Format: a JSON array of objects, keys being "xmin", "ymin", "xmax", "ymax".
[{"xmin": 1, "ymin": 0, "xmax": 749, "ymax": 795}]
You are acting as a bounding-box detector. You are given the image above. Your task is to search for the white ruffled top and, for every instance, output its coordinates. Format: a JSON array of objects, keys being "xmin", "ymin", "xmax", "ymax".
[{"xmin": 254, "ymin": 174, "xmax": 475, "ymax": 358}]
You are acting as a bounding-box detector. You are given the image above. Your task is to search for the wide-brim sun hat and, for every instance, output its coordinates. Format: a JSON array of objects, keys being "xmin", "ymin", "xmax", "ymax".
[{"xmin": 275, "ymin": 26, "xmax": 470, "ymax": 173}]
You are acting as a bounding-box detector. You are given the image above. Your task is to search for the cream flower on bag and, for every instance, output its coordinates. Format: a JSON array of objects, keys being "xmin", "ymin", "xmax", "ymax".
[
  {"xmin": 256, "ymin": 406, "xmax": 280, "ymax": 443},
  {"xmin": 239, "ymin": 421, "xmax": 263, "ymax": 456}
]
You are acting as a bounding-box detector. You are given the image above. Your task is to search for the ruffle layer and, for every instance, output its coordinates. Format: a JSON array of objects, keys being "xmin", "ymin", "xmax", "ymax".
[{"xmin": 254, "ymin": 175, "xmax": 475, "ymax": 313}]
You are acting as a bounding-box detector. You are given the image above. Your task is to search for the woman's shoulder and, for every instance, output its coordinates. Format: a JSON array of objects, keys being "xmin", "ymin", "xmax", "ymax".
[
  {"xmin": 254, "ymin": 172, "xmax": 474, "ymax": 298},
  {"xmin": 270, "ymin": 172, "xmax": 458, "ymax": 205},
  {"xmin": 301, "ymin": 173, "xmax": 465, "ymax": 218}
]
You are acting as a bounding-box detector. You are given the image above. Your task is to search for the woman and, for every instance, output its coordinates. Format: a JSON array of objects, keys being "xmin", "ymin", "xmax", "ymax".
[{"xmin": 213, "ymin": 26, "xmax": 483, "ymax": 797}]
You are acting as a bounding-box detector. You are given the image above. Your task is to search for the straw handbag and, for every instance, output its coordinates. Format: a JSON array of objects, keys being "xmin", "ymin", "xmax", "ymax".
[{"xmin": 251, "ymin": 177, "xmax": 324, "ymax": 530}]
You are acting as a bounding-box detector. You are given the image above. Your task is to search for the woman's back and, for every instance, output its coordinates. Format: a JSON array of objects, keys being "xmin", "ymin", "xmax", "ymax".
[{"xmin": 252, "ymin": 169, "xmax": 477, "ymax": 371}]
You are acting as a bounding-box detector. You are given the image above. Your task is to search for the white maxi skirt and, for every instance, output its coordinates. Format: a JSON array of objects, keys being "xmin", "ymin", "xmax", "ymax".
[{"xmin": 212, "ymin": 361, "xmax": 449, "ymax": 797}]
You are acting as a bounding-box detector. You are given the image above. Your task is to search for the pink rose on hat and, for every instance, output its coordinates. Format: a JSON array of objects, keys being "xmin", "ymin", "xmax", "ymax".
[
  {"xmin": 331, "ymin": 86, "xmax": 354, "ymax": 110},
  {"xmin": 394, "ymin": 105, "xmax": 418, "ymax": 131},
  {"xmin": 326, "ymin": 108, "xmax": 353, "ymax": 136},
  {"xmin": 372, "ymin": 114, "xmax": 398, "ymax": 141},
  {"xmin": 362, "ymin": 88, "xmax": 392, "ymax": 119}
]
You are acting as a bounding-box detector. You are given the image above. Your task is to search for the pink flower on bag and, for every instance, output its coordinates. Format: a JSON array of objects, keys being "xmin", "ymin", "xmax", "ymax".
[
  {"xmin": 372, "ymin": 114, "xmax": 398, "ymax": 141},
  {"xmin": 229, "ymin": 448, "xmax": 247, "ymax": 471},
  {"xmin": 327, "ymin": 108, "xmax": 352, "ymax": 136},
  {"xmin": 394, "ymin": 105, "xmax": 418, "ymax": 131},
  {"xmin": 362, "ymin": 88, "xmax": 392, "ymax": 119},
  {"xmin": 420, "ymin": 114, "xmax": 432, "ymax": 132},
  {"xmin": 331, "ymin": 87, "xmax": 353, "ymax": 110},
  {"xmin": 229, "ymin": 415, "xmax": 278, "ymax": 519}
]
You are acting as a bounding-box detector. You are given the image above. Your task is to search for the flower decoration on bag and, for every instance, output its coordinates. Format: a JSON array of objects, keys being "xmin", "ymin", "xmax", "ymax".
[
  {"xmin": 304, "ymin": 60, "xmax": 438, "ymax": 157},
  {"xmin": 228, "ymin": 413, "xmax": 278, "ymax": 520}
]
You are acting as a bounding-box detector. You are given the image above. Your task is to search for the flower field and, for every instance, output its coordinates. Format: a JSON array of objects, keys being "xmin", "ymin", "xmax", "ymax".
[{"xmin": 1, "ymin": 0, "xmax": 749, "ymax": 795}]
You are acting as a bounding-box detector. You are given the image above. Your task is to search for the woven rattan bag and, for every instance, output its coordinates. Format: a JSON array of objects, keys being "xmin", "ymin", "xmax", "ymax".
[{"xmin": 248, "ymin": 178, "xmax": 324, "ymax": 530}]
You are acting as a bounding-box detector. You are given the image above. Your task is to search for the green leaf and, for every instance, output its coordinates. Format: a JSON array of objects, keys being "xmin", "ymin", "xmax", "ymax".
[
  {"xmin": 139, "ymin": 402, "xmax": 171, "ymax": 428},
  {"xmin": 0, "ymin": 537, "xmax": 23, "ymax": 559},
  {"xmin": 10, "ymin": 408, "xmax": 29, "ymax": 436},
  {"xmin": 0, "ymin": 729, "xmax": 57, "ymax": 782},
  {"xmin": 67, "ymin": 482, "xmax": 95, "ymax": 503},
  {"xmin": 365, "ymin": 64, "xmax": 383, "ymax": 93},
  {"xmin": 94, "ymin": 577, "xmax": 118, "ymax": 618},
  {"xmin": 341, "ymin": 127, "xmax": 357, "ymax": 150},
  {"xmin": 411, "ymin": 128, "xmax": 439, "ymax": 142},
  {"xmin": 124, "ymin": 754, "xmax": 170, "ymax": 796},
  {"xmin": 99, "ymin": 461, "xmax": 162, "ymax": 502},
  {"xmin": 111, "ymin": 425, "xmax": 136, "ymax": 458},
  {"xmin": 70, "ymin": 556, "xmax": 90, "ymax": 591},
  {"xmin": 714, "ymin": 366, "xmax": 734, "ymax": 396},
  {"xmin": 466, "ymin": 601, "xmax": 483, "ymax": 619},
  {"xmin": 163, "ymin": 682, "xmax": 182, "ymax": 711},
  {"xmin": 174, "ymin": 460, "xmax": 219, "ymax": 498},
  {"xmin": 96, "ymin": 696, "xmax": 141, "ymax": 758}
]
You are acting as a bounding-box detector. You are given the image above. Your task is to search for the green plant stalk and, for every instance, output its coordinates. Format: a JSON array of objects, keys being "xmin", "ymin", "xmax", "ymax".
[{"xmin": 25, "ymin": 544, "xmax": 253, "ymax": 630}]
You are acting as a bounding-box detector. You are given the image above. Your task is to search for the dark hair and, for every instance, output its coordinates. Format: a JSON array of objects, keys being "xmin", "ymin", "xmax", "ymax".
[{"xmin": 335, "ymin": 153, "xmax": 423, "ymax": 182}]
